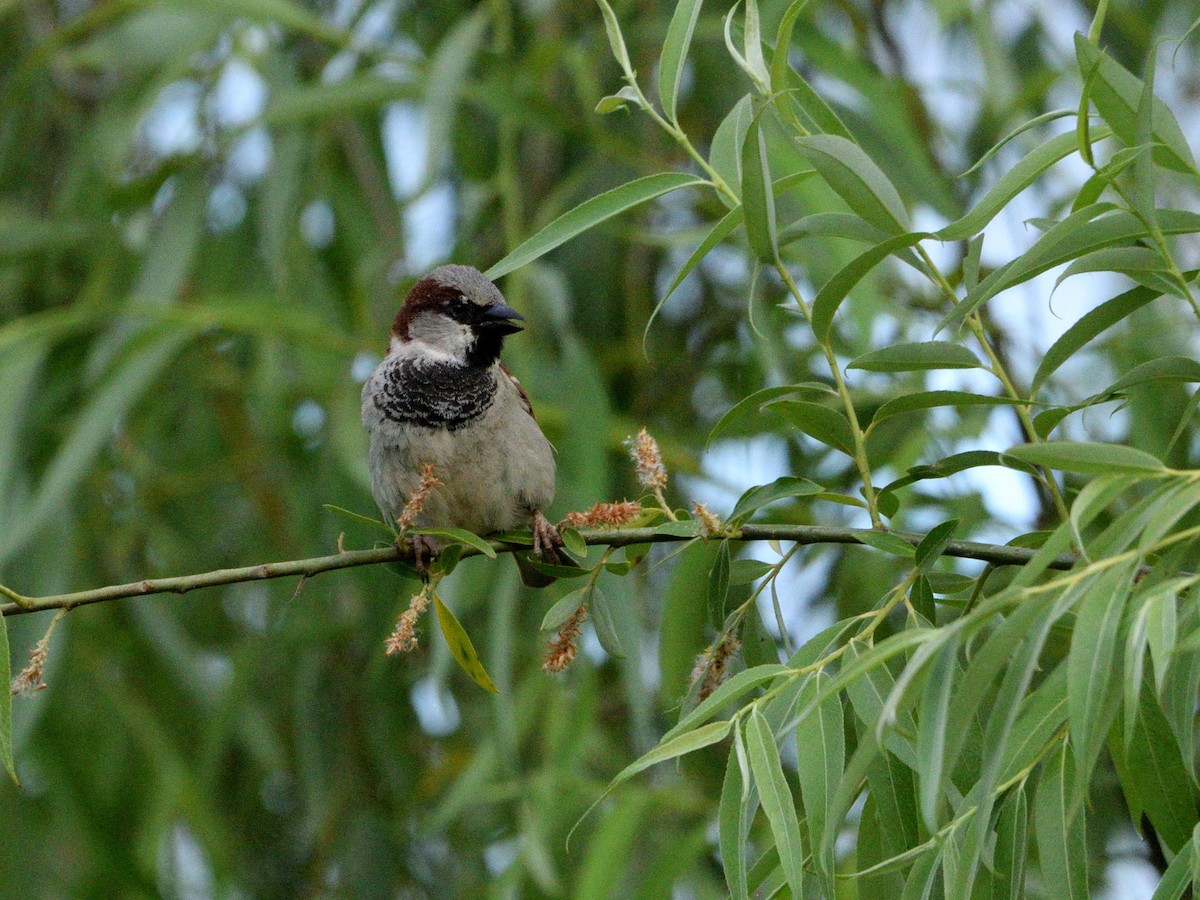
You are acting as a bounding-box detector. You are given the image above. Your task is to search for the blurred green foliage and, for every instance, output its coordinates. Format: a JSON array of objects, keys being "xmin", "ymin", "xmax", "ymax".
[{"xmin": 3, "ymin": 0, "xmax": 1200, "ymax": 896}]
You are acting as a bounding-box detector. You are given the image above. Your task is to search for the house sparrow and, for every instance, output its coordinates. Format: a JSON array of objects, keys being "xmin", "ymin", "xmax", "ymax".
[{"xmin": 362, "ymin": 264, "xmax": 563, "ymax": 580}]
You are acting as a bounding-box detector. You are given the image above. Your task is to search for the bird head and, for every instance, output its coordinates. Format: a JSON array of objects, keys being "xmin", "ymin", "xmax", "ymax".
[{"xmin": 390, "ymin": 265, "xmax": 524, "ymax": 367}]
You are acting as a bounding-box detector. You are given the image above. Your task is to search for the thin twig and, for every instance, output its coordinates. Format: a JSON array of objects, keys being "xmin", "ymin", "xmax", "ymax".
[{"xmin": 0, "ymin": 525, "xmax": 1079, "ymax": 618}]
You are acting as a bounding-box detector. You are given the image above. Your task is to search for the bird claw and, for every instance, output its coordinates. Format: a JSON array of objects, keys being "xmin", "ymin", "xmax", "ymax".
[
  {"xmin": 531, "ymin": 509, "xmax": 563, "ymax": 564},
  {"xmin": 400, "ymin": 534, "xmax": 440, "ymax": 581}
]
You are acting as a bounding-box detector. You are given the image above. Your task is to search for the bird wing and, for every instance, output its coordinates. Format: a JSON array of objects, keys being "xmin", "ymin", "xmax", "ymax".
[{"xmin": 499, "ymin": 363, "xmax": 536, "ymax": 419}]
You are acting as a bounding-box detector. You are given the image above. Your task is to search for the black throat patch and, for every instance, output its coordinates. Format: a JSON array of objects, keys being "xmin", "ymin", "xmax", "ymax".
[{"xmin": 373, "ymin": 359, "xmax": 497, "ymax": 431}]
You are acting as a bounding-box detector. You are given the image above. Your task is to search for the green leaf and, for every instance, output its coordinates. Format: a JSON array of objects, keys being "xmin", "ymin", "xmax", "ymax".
[
  {"xmin": 810, "ymin": 231, "xmax": 931, "ymax": 341},
  {"xmin": 1100, "ymin": 355, "xmax": 1200, "ymax": 397},
  {"xmin": 434, "ymin": 595, "xmax": 499, "ymax": 694},
  {"xmin": 321, "ymin": 504, "xmax": 394, "ymax": 534},
  {"xmin": 1002, "ymin": 440, "xmax": 1165, "ymax": 476},
  {"xmin": 916, "ymin": 633, "xmax": 960, "ymax": 833},
  {"xmin": 0, "ymin": 611, "xmax": 14, "ymax": 785},
  {"xmin": 794, "ymin": 670, "xmax": 843, "ymax": 887},
  {"xmin": 1068, "ymin": 562, "xmax": 1135, "ymax": 805},
  {"xmin": 852, "ymin": 530, "xmax": 915, "ymax": 558},
  {"xmin": 1151, "ymin": 824, "xmax": 1200, "ymax": 900},
  {"xmin": 729, "ymin": 559, "xmax": 776, "ymax": 584},
  {"xmin": 594, "ymin": 85, "xmax": 641, "ymax": 114},
  {"xmin": 729, "ymin": 475, "xmax": 823, "ymax": 523},
  {"xmin": 849, "ymin": 342, "xmax": 981, "ymax": 373},
  {"xmin": 708, "ymin": 383, "xmax": 835, "ymax": 445},
  {"xmin": 611, "ymin": 719, "xmax": 733, "ymax": 791},
  {"xmin": 719, "ymin": 738, "xmax": 757, "ymax": 899},
  {"xmin": 594, "ymin": 0, "xmax": 634, "ymax": 76},
  {"xmin": 1000, "ymin": 663, "xmax": 1068, "ymax": 783},
  {"xmin": 484, "ymin": 173, "xmax": 705, "ymax": 279},
  {"xmin": 870, "ymin": 391, "xmax": 1029, "ymax": 428},
  {"xmin": 939, "ymin": 207, "xmax": 1200, "ymax": 334},
  {"xmin": 1054, "ymin": 246, "xmax": 1174, "ymax": 297},
  {"xmin": 1075, "ymin": 34, "xmax": 1198, "ymax": 175},
  {"xmin": 745, "ymin": 708, "xmax": 807, "ymax": 898},
  {"xmin": 709, "ymin": 94, "xmax": 754, "ymax": 200},
  {"xmin": 664, "ymin": 664, "xmax": 789, "ymax": 742},
  {"xmin": 937, "ymin": 128, "xmax": 1112, "ymax": 241},
  {"xmin": 1034, "ymin": 743, "xmax": 1088, "ymax": 899},
  {"xmin": 408, "ymin": 527, "xmax": 497, "ymax": 558},
  {"xmin": 647, "ymin": 205, "xmax": 744, "ymax": 342},
  {"xmin": 796, "ymin": 134, "xmax": 910, "ymax": 235},
  {"xmin": 707, "ymin": 541, "xmax": 732, "ymax": 626},
  {"xmin": 658, "ymin": 0, "xmax": 703, "ymax": 122},
  {"xmin": 915, "ymin": 519, "xmax": 958, "ymax": 574},
  {"xmin": 589, "ymin": 587, "xmax": 626, "ymax": 658},
  {"xmin": 419, "ymin": 8, "xmax": 490, "ymax": 197},
  {"xmin": 1032, "ymin": 281, "xmax": 1164, "ymax": 391},
  {"xmin": 540, "ymin": 588, "xmax": 588, "ymax": 631},
  {"xmin": 741, "ymin": 111, "xmax": 778, "ymax": 263},
  {"xmin": 767, "ymin": 399, "xmax": 856, "ymax": 456}
]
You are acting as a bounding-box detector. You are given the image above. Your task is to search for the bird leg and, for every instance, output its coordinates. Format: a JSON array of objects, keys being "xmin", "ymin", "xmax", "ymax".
[
  {"xmin": 400, "ymin": 534, "xmax": 440, "ymax": 581},
  {"xmin": 531, "ymin": 509, "xmax": 563, "ymax": 563}
]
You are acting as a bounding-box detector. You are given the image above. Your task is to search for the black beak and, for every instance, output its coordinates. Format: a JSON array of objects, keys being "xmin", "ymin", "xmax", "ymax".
[{"xmin": 476, "ymin": 303, "xmax": 524, "ymax": 335}]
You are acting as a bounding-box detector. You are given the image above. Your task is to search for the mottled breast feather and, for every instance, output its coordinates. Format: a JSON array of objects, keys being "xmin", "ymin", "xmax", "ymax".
[{"xmin": 373, "ymin": 359, "xmax": 497, "ymax": 431}]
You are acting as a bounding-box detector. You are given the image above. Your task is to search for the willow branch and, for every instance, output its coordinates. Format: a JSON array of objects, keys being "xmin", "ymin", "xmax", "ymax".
[{"xmin": 0, "ymin": 524, "xmax": 1078, "ymax": 617}]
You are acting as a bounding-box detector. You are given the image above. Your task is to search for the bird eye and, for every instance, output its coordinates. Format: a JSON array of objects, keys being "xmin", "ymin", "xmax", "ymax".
[{"xmin": 446, "ymin": 296, "xmax": 474, "ymax": 322}]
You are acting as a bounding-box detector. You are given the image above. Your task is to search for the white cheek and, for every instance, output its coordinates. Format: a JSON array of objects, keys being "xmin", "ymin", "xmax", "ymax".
[{"xmin": 408, "ymin": 313, "xmax": 474, "ymax": 359}]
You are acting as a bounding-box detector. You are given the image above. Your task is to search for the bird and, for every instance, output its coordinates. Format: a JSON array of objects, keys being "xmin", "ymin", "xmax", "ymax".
[{"xmin": 361, "ymin": 264, "xmax": 563, "ymax": 582}]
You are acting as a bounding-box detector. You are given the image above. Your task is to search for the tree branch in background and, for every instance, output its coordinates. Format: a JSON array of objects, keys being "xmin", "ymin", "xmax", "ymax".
[{"xmin": 0, "ymin": 523, "xmax": 1078, "ymax": 618}]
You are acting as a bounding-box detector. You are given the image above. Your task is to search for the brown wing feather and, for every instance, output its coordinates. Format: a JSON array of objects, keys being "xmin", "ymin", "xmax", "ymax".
[{"xmin": 500, "ymin": 363, "xmax": 536, "ymax": 419}]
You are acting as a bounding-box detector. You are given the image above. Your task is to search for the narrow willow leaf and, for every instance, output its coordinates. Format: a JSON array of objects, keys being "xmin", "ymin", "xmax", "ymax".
[
  {"xmin": 663, "ymin": 663, "xmax": 790, "ymax": 742},
  {"xmin": 957, "ymin": 109, "xmax": 1081, "ymax": 177},
  {"xmin": 849, "ymin": 341, "xmax": 981, "ymax": 373},
  {"xmin": 729, "ymin": 559, "xmax": 776, "ymax": 585},
  {"xmin": 485, "ymin": 173, "xmax": 706, "ymax": 279},
  {"xmin": 409, "ymin": 526, "xmax": 497, "ymax": 558},
  {"xmin": 1151, "ymin": 824, "xmax": 1198, "ymax": 900},
  {"xmin": 559, "ymin": 527, "xmax": 587, "ymax": 559},
  {"xmin": 321, "ymin": 504, "xmax": 394, "ymax": 534},
  {"xmin": 647, "ymin": 205, "xmax": 743, "ymax": 342},
  {"xmin": 852, "ymin": 530, "xmax": 915, "ymax": 558},
  {"xmin": 595, "ymin": 85, "xmax": 641, "ymax": 114},
  {"xmin": 1034, "ymin": 743, "xmax": 1088, "ymax": 899},
  {"xmin": 1144, "ymin": 583, "xmax": 1179, "ymax": 697},
  {"xmin": 767, "ymin": 399, "xmax": 855, "ymax": 456},
  {"xmin": 434, "ymin": 595, "xmax": 499, "ymax": 694},
  {"xmin": 1100, "ymin": 355, "xmax": 1200, "ymax": 397},
  {"xmin": 594, "ymin": 0, "xmax": 634, "ymax": 76},
  {"xmin": 810, "ymin": 231, "xmax": 931, "ymax": 340},
  {"xmin": 1002, "ymin": 440, "xmax": 1164, "ymax": 475},
  {"xmin": 870, "ymin": 391, "xmax": 1029, "ymax": 428},
  {"xmin": 746, "ymin": 708, "xmax": 807, "ymax": 897},
  {"xmin": 420, "ymin": 8, "xmax": 489, "ymax": 195},
  {"xmin": 1074, "ymin": 33, "xmax": 1198, "ymax": 175},
  {"xmin": 1068, "ymin": 562, "xmax": 1136, "ymax": 805},
  {"xmin": 779, "ymin": 211, "xmax": 891, "ymax": 248},
  {"xmin": 865, "ymin": 750, "xmax": 920, "ymax": 859},
  {"xmin": 540, "ymin": 587, "xmax": 589, "ymax": 631},
  {"xmin": 899, "ymin": 844, "xmax": 941, "ymax": 900},
  {"xmin": 607, "ymin": 720, "xmax": 733, "ymax": 798},
  {"xmin": 1163, "ymin": 640, "xmax": 1200, "ymax": 784},
  {"xmin": 1000, "ymin": 662, "xmax": 1068, "ymax": 782},
  {"xmin": 741, "ymin": 0, "xmax": 769, "ymax": 88},
  {"xmin": 915, "ymin": 519, "xmax": 958, "ymax": 575},
  {"xmin": 0, "ymin": 612, "xmax": 15, "ymax": 785},
  {"xmin": 770, "ymin": 0, "xmax": 850, "ymax": 139},
  {"xmin": 709, "ymin": 94, "xmax": 754, "ymax": 199},
  {"xmin": 729, "ymin": 475, "xmax": 823, "ymax": 523},
  {"xmin": 939, "ymin": 207, "xmax": 1200, "ymax": 334},
  {"xmin": 589, "ymin": 587, "xmax": 626, "ymax": 658},
  {"xmin": 795, "ymin": 670, "xmax": 844, "ymax": 886},
  {"xmin": 658, "ymin": 0, "xmax": 704, "ymax": 122},
  {"xmin": 1032, "ymin": 281, "xmax": 1163, "ymax": 391},
  {"xmin": 938, "ymin": 128, "xmax": 1112, "ymax": 241},
  {"xmin": 879, "ymin": 450, "xmax": 1009, "ymax": 500},
  {"xmin": 707, "ymin": 541, "xmax": 731, "ymax": 626},
  {"xmin": 916, "ymin": 628, "xmax": 955, "ymax": 835},
  {"xmin": 837, "ymin": 637, "xmax": 922, "ymax": 769},
  {"xmin": 796, "ymin": 135, "xmax": 910, "ymax": 235},
  {"xmin": 719, "ymin": 736, "xmax": 757, "ymax": 899},
  {"xmin": 741, "ymin": 112, "xmax": 778, "ymax": 262},
  {"xmin": 1053, "ymin": 246, "xmax": 1172, "ymax": 296},
  {"xmin": 709, "ymin": 383, "xmax": 836, "ymax": 445}
]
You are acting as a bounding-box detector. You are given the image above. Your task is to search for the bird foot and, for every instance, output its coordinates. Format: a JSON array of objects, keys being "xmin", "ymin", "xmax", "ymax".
[
  {"xmin": 531, "ymin": 509, "xmax": 563, "ymax": 564},
  {"xmin": 400, "ymin": 534, "xmax": 440, "ymax": 581}
]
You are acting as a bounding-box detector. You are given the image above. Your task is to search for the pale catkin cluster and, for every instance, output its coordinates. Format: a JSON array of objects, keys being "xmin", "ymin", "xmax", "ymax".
[
  {"xmin": 384, "ymin": 584, "xmax": 433, "ymax": 655},
  {"xmin": 543, "ymin": 604, "xmax": 588, "ymax": 673},
  {"xmin": 689, "ymin": 638, "xmax": 741, "ymax": 702},
  {"xmin": 627, "ymin": 428, "xmax": 668, "ymax": 491},
  {"xmin": 561, "ymin": 500, "xmax": 643, "ymax": 529},
  {"xmin": 691, "ymin": 502, "xmax": 724, "ymax": 538},
  {"xmin": 394, "ymin": 463, "xmax": 443, "ymax": 532},
  {"xmin": 10, "ymin": 635, "xmax": 50, "ymax": 696}
]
